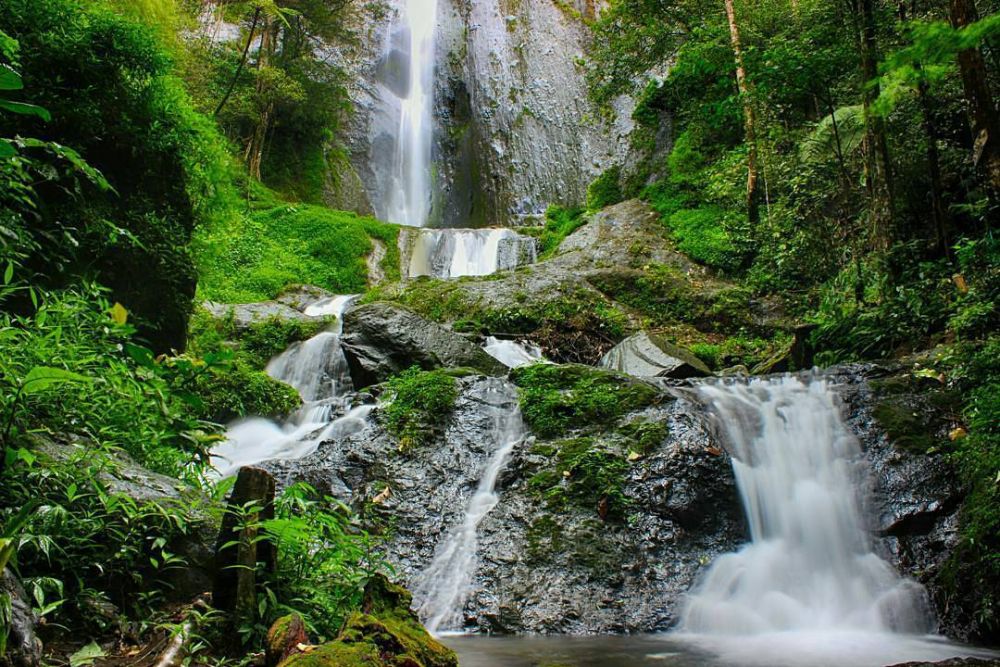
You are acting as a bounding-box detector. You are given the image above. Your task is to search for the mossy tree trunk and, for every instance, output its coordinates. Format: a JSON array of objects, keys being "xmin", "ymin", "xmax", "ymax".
[{"xmin": 723, "ymin": 0, "xmax": 759, "ymax": 227}]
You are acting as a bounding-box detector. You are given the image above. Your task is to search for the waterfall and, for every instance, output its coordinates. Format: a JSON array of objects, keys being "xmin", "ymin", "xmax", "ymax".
[
  {"xmin": 676, "ymin": 375, "xmax": 981, "ymax": 666},
  {"xmin": 383, "ymin": 0, "xmax": 438, "ymax": 228},
  {"xmin": 405, "ymin": 228, "xmax": 538, "ymax": 278},
  {"xmin": 482, "ymin": 336, "xmax": 545, "ymax": 369},
  {"xmin": 209, "ymin": 295, "xmax": 371, "ymax": 477},
  {"xmin": 414, "ymin": 380, "xmax": 526, "ymax": 634}
]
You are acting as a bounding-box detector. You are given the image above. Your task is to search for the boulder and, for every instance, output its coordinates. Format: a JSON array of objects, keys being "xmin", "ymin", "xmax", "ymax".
[
  {"xmin": 599, "ymin": 332, "xmax": 711, "ymax": 379},
  {"xmin": 202, "ymin": 301, "xmax": 317, "ymax": 332},
  {"xmin": 275, "ymin": 285, "xmax": 334, "ymax": 312},
  {"xmin": 340, "ymin": 302, "xmax": 504, "ymax": 388},
  {"xmin": 277, "ymin": 575, "xmax": 457, "ymax": 667},
  {"xmin": 266, "ymin": 614, "xmax": 309, "ymax": 667},
  {"xmin": 0, "ymin": 570, "xmax": 42, "ymax": 667}
]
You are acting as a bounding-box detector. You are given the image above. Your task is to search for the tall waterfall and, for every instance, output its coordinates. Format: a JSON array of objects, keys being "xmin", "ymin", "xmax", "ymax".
[
  {"xmin": 677, "ymin": 375, "xmax": 978, "ymax": 666},
  {"xmin": 210, "ymin": 295, "xmax": 371, "ymax": 477},
  {"xmin": 384, "ymin": 0, "xmax": 438, "ymax": 227},
  {"xmin": 414, "ymin": 380, "xmax": 526, "ymax": 634}
]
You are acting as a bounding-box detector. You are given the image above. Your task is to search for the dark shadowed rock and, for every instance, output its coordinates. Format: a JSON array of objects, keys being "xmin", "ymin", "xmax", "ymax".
[
  {"xmin": 599, "ymin": 332, "xmax": 712, "ymax": 379},
  {"xmin": 0, "ymin": 570, "xmax": 42, "ymax": 667},
  {"xmin": 340, "ymin": 302, "xmax": 504, "ymax": 387}
]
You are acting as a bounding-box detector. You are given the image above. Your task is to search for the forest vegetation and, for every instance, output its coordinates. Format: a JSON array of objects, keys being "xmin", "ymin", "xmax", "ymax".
[{"xmin": 0, "ymin": 0, "xmax": 997, "ymax": 662}]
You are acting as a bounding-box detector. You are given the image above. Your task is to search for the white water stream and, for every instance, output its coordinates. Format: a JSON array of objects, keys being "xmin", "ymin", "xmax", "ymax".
[
  {"xmin": 676, "ymin": 375, "xmax": 988, "ymax": 666},
  {"xmin": 483, "ymin": 336, "xmax": 545, "ymax": 369},
  {"xmin": 384, "ymin": 0, "xmax": 438, "ymax": 228},
  {"xmin": 406, "ymin": 228, "xmax": 538, "ymax": 278},
  {"xmin": 414, "ymin": 381, "xmax": 526, "ymax": 634},
  {"xmin": 209, "ymin": 295, "xmax": 372, "ymax": 478}
]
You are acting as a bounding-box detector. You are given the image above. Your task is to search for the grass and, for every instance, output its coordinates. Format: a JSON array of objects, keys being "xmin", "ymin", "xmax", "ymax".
[{"xmin": 196, "ymin": 188, "xmax": 400, "ymax": 303}]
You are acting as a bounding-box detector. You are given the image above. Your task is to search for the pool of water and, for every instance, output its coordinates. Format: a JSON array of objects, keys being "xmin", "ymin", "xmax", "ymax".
[{"xmin": 442, "ymin": 632, "xmax": 996, "ymax": 667}]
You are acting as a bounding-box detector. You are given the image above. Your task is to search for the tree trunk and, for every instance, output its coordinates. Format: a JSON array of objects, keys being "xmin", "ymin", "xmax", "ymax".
[
  {"xmin": 724, "ymin": 0, "xmax": 759, "ymax": 225},
  {"xmin": 213, "ymin": 467, "xmax": 276, "ymax": 646},
  {"xmin": 949, "ymin": 0, "xmax": 1000, "ymax": 192},
  {"xmin": 244, "ymin": 18, "xmax": 276, "ymax": 181},
  {"xmin": 917, "ymin": 73, "xmax": 951, "ymax": 256},
  {"xmin": 857, "ymin": 0, "xmax": 895, "ymax": 249},
  {"xmin": 215, "ymin": 6, "xmax": 260, "ymax": 117}
]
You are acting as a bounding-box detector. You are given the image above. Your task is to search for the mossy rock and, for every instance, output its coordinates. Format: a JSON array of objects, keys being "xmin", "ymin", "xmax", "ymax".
[
  {"xmin": 267, "ymin": 613, "xmax": 309, "ymax": 667},
  {"xmin": 279, "ymin": 576, "xmax": 457, "ymax": 667},
  {"xmin": 511, "ymin": 363, "xmax": 661, "ymax": 439}
]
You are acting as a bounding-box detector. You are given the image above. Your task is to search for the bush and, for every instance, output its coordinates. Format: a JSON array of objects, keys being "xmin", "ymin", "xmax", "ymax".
[
  {"xmin": 586, "ymin": 166, "xmax": 624, "ymax": 211},
  {"xmin": 382, "ymin": 368, "xmax": 459, "ymax": 450},
  {"xmin": 511, "ymin": 364, "xmax": 659, "ymax": 439},
  {"xmin": 666, "ymin": 207, "xmax": 742, "ymax": 273},
  {"xmin": 190, "ymin": 361, "xmax": 301, "ymax": 423},
  {"xmin": 0, "ymin": 0, "xmax": 238, "ymax": 352}
]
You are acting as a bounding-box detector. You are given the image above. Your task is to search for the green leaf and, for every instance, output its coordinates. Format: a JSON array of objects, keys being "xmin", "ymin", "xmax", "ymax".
[
  {"xmin": 0, "ymin": 139, "xmax": 15, "ymax": 158},
  {"xmin": 69, "ymin": 642, "xmax": 105, "ymax": 667},
  {"xmin": 109, "ymin": 302, "xmax": 128, "ymax": 325},
  {"xmin": 21, "ymin": 366, "xmax": 92, "ymax": 396},
  {"xmin": 0, "ymin": 99, "xmax": 50, "ymax": 121},
  {"xmin": 0, "ymin": 65, "xmax": 22, "ymax": 90},
  {"xmin": 3, "ymin": 261, "xmax": 12, "ymax": 285}
]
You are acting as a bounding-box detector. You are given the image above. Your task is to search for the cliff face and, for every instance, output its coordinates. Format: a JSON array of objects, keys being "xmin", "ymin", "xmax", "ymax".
[{"xmin": 335, "ymin": 0, "xmax": 624, "ymax": 227}]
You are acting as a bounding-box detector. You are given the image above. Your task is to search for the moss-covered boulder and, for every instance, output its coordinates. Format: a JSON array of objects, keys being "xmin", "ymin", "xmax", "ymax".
[
  {"xmin": 266, "ymin": 613, "xmax": 310, "ymax": 667},
  {"xmin": 277, "ymin": 576, "xmax": 457, "ymax": 667}
]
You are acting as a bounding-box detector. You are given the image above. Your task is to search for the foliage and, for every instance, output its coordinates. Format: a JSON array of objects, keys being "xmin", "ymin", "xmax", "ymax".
[
  {"xmin": 511, "ymin": 364, "xmax": 659, "ymax": 439},
  {"xmin": 533, "ymin": 205, "xmax": 587, "ymax": 257},
  {"xmin": 382, "ymin": 368, "xmax": 459, "ymax": 450},
  {"xmin": 188, "ymin": 361, "xmax": 301, "ymax": 424},
  {"xmin": 237, "ymin": 483, "xmax": 387, "ymax": 644},
  {"xmin": 240, "ymin": 316, "xmax": 332, "ymax": 368},
  {"xmin": 0, "ymin": 286, "xmax": 222, "ymax": 475},
  {"xmin": 0, "ymin": 440, "xmax": 210, "ymax": 633},
  {"xmin": 196, "ymin": 193, "xmax": 399, "ymax": 303},
  {"xmin": 1, "ymin": 0, "xmax": 239, "ymax": 351},
  {"xmin": 586, "ymin": 166, "xmax": 625, "ymax": 211}
]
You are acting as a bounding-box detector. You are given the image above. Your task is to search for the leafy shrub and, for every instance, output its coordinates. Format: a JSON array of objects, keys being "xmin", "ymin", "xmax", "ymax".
[
  {"xmin": 0, "ymin": 440, "xmax": 210, "ymax": 632},
  {"xmin": 586, "ymin": 166, "xmax": 624, "ymax": 211},
  {"xmin": 190, "ymin": 361, "xmax": 301, "ymax": 424},
  {"xmin": 0, "ymin": 286, "xmax": 219, "ymax": 475},
  {"xmin": 241, "ymin": 316, "xmax": 331, "ymax": 368},
  {"xmin": 0, "ymin": 0, "xmax": 238, "ymax": 352},
  {"xmin": 382, "ymin": 368, "xmax": 459, "ymax": 450},
  {"xmin": 511, "ymin": 364, "xmax": 659, "ymax": 439}
]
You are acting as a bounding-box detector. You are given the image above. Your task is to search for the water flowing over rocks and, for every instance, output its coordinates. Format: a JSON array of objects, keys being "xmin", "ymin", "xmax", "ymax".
[
  {"xmin": 261, "ymin": 364, "xmax": 976, "ymax": 639},
  {"xmin": 340, "ymin": 302, "xmax": 504, "ymax": 387}
]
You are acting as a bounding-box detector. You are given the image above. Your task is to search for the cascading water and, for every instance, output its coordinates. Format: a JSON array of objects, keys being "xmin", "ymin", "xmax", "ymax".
[
  {"xmin": 405, "ymin": 228, "xmax": 538, "ymax": 278},
  {"xmin": 482, "ymin": 336, "xmax": 546, "ymax": 369},
  {"xmin": 383, "ymin": 0, "xmax": 438, "ymax": 228},
  {"xmin": 676, "ymin": 374, "xmax": 985, "ymax": 667},
  {"xmin": 413, "ymin": 380, "xmax": 526, "ymax": 634},
  {"xmin": 209, "ymin": 295, "xmax": 372, "ymax": 478}
]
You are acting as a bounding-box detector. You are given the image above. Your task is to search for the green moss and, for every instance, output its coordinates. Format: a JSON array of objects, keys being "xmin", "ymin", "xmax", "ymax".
[
  {"xmin": 529, "ymin": 437, "xmax": 631, "ymax": 519},
  {"xmin": 241, "ymin": 316, "xmax": 332, "ymax": 368},
  {"xmin": 383, "ymin": 367, "xmax": 460, "ymax": 450},
  {"xmin": 511, "ymin": 363, "xmax": 660, "ymax": 439},
  {"xmin": 190, "ymin": 360, "xmax": 301, "ymax": 423},
  {"xmin": 586, "ymin": 166, "xmax": 624, "ymax": 211},
  {"xmin": 666, "ymin": 207, "xmax": 742, "ymax": 273},
  {"xmin": 871, "ymin": 373, "xmax": 962, "ymax": 454},
  {"xmin": 615, "ymin": 420, "xmax": 669, "ymax": 454},
  {"xmin": 196, "ymin": 193, "xmax": 400, "ymax": 303},
  {"xmin": 534, "ymin": 205, "xmax": 587, "ymax": 258}
]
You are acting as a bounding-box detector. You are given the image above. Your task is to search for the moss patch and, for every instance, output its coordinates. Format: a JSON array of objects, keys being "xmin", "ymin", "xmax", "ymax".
[
  {"xmin": 511, "ymin": 364, "xmax": 660, "ymax": 439},
  {"xmin": 528, "ymin": 437, "xmax": 631, "ymax": 519},
  {"xmin": 871, "ymin": 373, "xmax": 962, "ymax": 454},
  {"xmin": 382, "ymin": 367, "xmax": 460, "ymax": 450}
]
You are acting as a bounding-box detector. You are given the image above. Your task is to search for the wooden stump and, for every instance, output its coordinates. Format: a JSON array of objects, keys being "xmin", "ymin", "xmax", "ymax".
[{"xmin": 213, "ymin": 467, "xmax": 276, "ymax": 639}]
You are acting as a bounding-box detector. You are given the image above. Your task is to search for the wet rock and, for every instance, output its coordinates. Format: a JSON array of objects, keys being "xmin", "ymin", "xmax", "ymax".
[
  {"xmin": 275, "ymin": 286, "xmax": 334, "ymax": 312},
  {"xmin": 202, "ymin": 301, "xmax": 318, "ymax": 331},
  {"xmin": 887, "ymin": 661, "xmax": 1000, "ymax": 667},
  {"xmin": 0, "ymin": 569, "xmax": 42, "ymax": 667},
  {"xmin": 340, "ymin": 302, "xmax": 504, "ymax": 387},
  {"xmin": 599, "ymin": 332, "xmax": 711, "ymax": 379}
]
